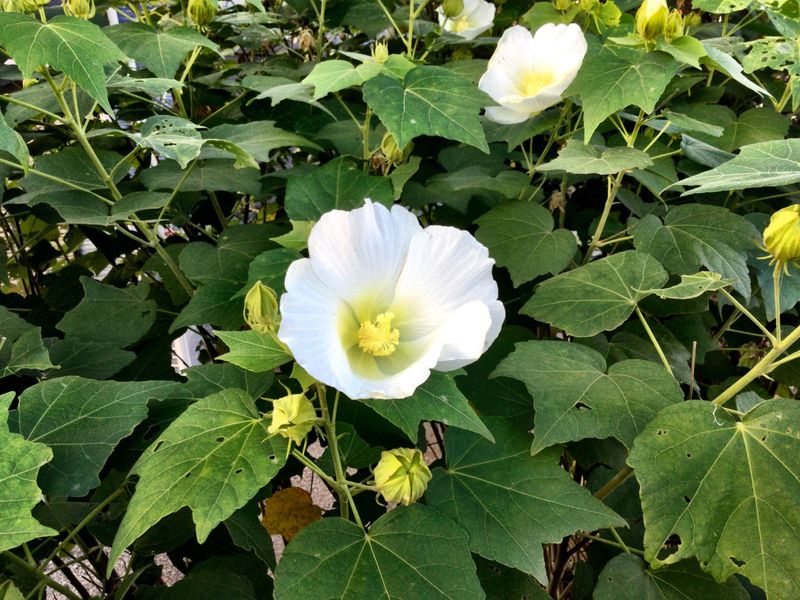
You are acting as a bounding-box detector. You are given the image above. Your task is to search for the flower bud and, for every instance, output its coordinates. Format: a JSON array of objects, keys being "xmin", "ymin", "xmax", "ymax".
[
  {"xmin": 380, "ymin": 133, "xmax": 412, "ymax": 166},
  {"xmin": 63, "ymin": 0, "xmax": 95, "ymax": 19},
  {"xmin": 763, "ymin": 205, "xmax": 800, "ymax": 267},
  {"xmin": 268, "ymin": 392, "xmax": 317, "ymax": 446},
  {"xmin": 683, "ymin": 11, "xmax": 701, "ymax": 28},
  {"xmin": 553, "ymin": 0, "xmax": 574, "ymax": 11},
  {"xmin": 244, "ymin": 281, "xmax": 280, "ymax": 335},
  {"xmin": 371, "ymin": 41, "xmax": 390, "ymax": 64},
  {"xmin": 441, "ymin": 0, "xmax": 464, "ymax": 17},
  {"xmin": 2, "ymin": 0, "xmax": 37, "ymax": 13},
  {"xmin": 373, "ymin": 448, "xmax": 431, "ymax": 506},
  {"xmin": 187, "ymin": 0, "xmax": 216, "ymax": 27},
  {"xmin": 579, "ymin": 0, "xmax": 597, "ymax": 12},
  {"xmin": 450, "ymin": 46, "xmax": 473, "ymax": 61},
  {"xmin": 663, "ymin": 9, "xmax": 683, "ymax": 41},
  {"xmin": 635, "ymin": 0, "xmax": 669, "ymax": 40}
]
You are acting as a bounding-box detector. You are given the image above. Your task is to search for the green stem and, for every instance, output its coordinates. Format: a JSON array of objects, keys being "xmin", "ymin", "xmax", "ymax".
[
  {"xmin": 713, "ymin": 324, "xmax": 800, "ymax": 406},
  {"xmin": 609, "ymin": 527, "xmax": 631, "ymax": 553},
  {"xmin": 635, "ymin": 306, "xmax": 673, "ymax": 376},
  {"xmin": 0, "ymin": 93, "xmax": 62, "ymax": 121},
  {"xmin": 374, "ymin": 0, "xmax": 404, "ymax": 41},
  {"xmin": 582, "ymin": 172, "xmax": 624, "ymax": 264},
  {"xmin": 582, "ymin": 534, "xmax": 644, "ymax": 556},
  {"xmin": 773, "ymin": 263, "xmax": 783, "ymax": 343},
  {"xmin": 291, "ymin": 448, "xmax": 339, "ymax": 490},
  {"xmin": 594, "ymin": 465, "xmax": 633, "ymax": 501},
  {"xmin": 362, "ymin": 107, "xmax": 373, "ymax": 164},
  {"xmin": 316, "ymin": 0, "xmax": 327, "ymax": 58},
  {"xmin": 0, "ymin": 157, "xmax": 113, "ymax": 205},
  {"xmin": 1, "ymin": 552, "xmax": 83, "ymax": 600},
  {"xmin": 316, "ymin": 385, "xmax": 363, "ymax": 527},
  {"xmin": 717, "ymin": 289, "xmax": 776, "ymax": 345}
]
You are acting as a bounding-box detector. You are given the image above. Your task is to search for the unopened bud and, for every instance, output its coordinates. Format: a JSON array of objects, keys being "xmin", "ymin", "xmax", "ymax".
[
  {"xmin": 763, "ymin": 205, "xmax": 800, "ymax": 267},
  {"xmin": 635, "ymin": 0, "xmax": 669, "ymax": 40},
  {"xmin": 187, "ymin": 0, "xmax": 216, "ymax": 27},
  {"xmin": 579, "ymin": 0, "xmax": 597, "ymax": 12},
  {"xmin": 372, "ymin": 41, "xmax": 390, "ymax": 64},
  {"xmin": 664, "ymin": 9, "xmax": 683, "ymax": 41},
  {"xmin": 683, "ymin": 11, "xmax": 701, "ymax": 28},
  {"xmin": 63, "ymin": 0, "xmax": 95, "ymax": 19},
  {"xmin": 450, "ymin": 46, "xmax": 473, "ymax": 61},
  {"xmin": 268, "ymin": 392, "xmax": 316, "ymax": 446},
  {"xmin": 380, "ymin": 133, "xmax": 412, "ymax": 166},
  {"xmin": 243, "ymin": 281, "xmax": 280, "ymax": 335},
  {"xmin": 442, "ymin": 0, "xmax": 464, "ymax": 17},
  {"xmin": 553, "ymin": 0, "xmax": 574, "ymax": 11},
  {"xmin": 298, "ymin": 28, "xmax": 314, "ymax": 52},
  {"xmin": 373, "ymin": 448, "xmax": 431, "ymax": 506}
]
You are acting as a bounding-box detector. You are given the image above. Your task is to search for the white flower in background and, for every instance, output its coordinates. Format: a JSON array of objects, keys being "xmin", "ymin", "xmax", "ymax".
[
  {"xmin": 437, "ymin": 0, "xmax": 496, "ymax": 41},
  {"xmin": 479, "ymin": 24, "xmax": 587, "ymax": 124},
  {"xmin": 278, "ymin": 201, "xmax": 504, "ymax": 400}
]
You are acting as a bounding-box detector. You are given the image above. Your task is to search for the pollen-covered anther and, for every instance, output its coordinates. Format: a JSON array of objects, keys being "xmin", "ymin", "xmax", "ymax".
[{"xmin": 358, "ymin": 312, "xmax": 400, "ymax": 357}]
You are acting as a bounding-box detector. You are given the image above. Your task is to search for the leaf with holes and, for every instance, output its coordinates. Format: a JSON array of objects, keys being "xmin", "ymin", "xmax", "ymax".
[
  {"xmin": 522, "ymin": 250, "xmax": 668, "ymax": 337},
  {"xmin": 109, "ymin": 389, "xmax": 288, "ymax": 572},
  {"xmin": 363, "ymin": 65, "xmax": 490, "ymax": 152},
  {"xmin": 493, "ymin": 341, "xmax": 682, "ymax": 454},
  {"xmin": 16, "ymin": 377, "xmax": 182, "ymax": 497},
  {"xmin": 427, "ymin": 418, "xmax": 625, "ymax": 582},
  {"xmin": 475, "ymin": 201, "xmax": 577, "ymax": 287},
  {"xmin": 637, "ymin": 272, "xmax": 734, "ymax": 300},
  {"xmin": 273, "ymin": 504, "xmax": 484, "ymax": 600},
  {"xmin": 628, "ymin": 400, "xmax": 800, "ymax": 599},
  {"xmin": 0, "ymin": 14, "xmax": 126, "ymax": 113},
  {"xmin": 0, "ymin": 392, "xmax": 56, "ymax": 553}
]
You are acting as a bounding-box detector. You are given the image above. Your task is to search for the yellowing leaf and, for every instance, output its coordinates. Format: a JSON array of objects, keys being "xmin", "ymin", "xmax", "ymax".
[{"xmin": 261, "ymin": 488, "xmax": 322, "ymax": 542}]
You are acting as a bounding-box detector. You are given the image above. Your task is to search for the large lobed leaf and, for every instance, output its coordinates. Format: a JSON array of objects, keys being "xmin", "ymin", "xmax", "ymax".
[
  {"xmin": 427, "ymin": 418, "xmax": 625, "ymax": 583},
  {"xmin": 494, "ymin": 341, "xmax": 682, "ymax": 454},
  {"xmin": 628, "ymin": 400, "xmax": 800, "ymax": 599},
  {"xmin": 109, "ymin": 389, "xmax": 288, "ymax": 572},
  {"xmin": 273, "ymin": 505, "xmax": 484, "ymax": 600}
]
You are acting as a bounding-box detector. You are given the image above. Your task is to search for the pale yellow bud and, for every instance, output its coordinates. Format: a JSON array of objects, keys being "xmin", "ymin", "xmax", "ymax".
[
  {"xmin": 553, "ymin": 0, "xmax": 574, "ymax": 11},
  {"xmin": 636, "ymin": 0, "xmax": 669, "ymax": 40},
  {"xmin": 764, "ymin": 205, "xmax": 800, "ymax": 267},
  {"xmin": 380, "ymin": 133, "xmax": 413, "ymax": 166},
  {"xmin": 442, "ymin": 0, "xmax": 464, "ymax": 17},
  {"xmin": 579, "ymin": 0, "xmax": 598, "ymax": 12},
  {"xmin": 187, "ymin": 0, "xmax": 216, "ymax": 27},
  {"xmin": 373, "ymin": 448, "xmax": 431, "ymax": 506},
  {"xmin": 372, "ymin": 41, "xmax": 390, "ymax": 64},
  {"xmin": 243, "ymin": 281, "xmax": 280, "ymax": 335},
  {"xmin": 683, "ymin": 11, "xmax": 701, "ymax": 28},
  {"xmin": 63, "ymin": 0, "xmax": 95, "ymax": 19},
  {"xmin": 267, "ymin": 393, "xmax": 316, "ymax": 446},
  {"xmin": 664, "ymin": 9, "xmax": 683, "ymax": 41}
]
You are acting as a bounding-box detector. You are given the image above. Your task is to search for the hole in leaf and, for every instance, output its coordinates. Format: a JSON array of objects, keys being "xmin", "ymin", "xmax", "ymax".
[
  {"xmin": 683, "ymin": 495, "xmax": 691, "ymax": 503},
  {"xmin": 184, "ymin": 472, "xmax": 192, "ymax": 479},
  {"xmin": 666, "ymin": 533, "xmax": 682, "ymax": 547},
  {"xmin": 761, "ymin": 434, "xmax": 767, "ymax": 441},
  {"xmin": 575, "ymin": 402, "xmax": 592, "ymax": 411},
  {"xmin": 686, "ymin": 453, "xmax": 692, "ymax": 458},
  {"xmin": 657, "ymin": 429, "xmax": 667, "ymax": 436},
  {"xmin": 729, "ymin": 556, "xmax": 745, "ymax": 567},
  {"xmin": 235, "ymin": 468, "xmax": 244, "ymax": 474},
  {"xmin": 154, "ymin": 441, "xmax": 165, "ymax": 452},
  {"xmin": 268, "ymin": 454, "xmax": 277, "ymax": 462},
  {"xmin": 216, "ymin": 436, "xmax": 225, "ymax": 443}
]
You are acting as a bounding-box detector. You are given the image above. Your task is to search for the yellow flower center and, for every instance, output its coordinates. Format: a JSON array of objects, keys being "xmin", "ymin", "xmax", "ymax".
[
  {"xmin": 451, "ymin": 16, "xmax": 472, "ymax": 32},
  {"xmin": 358, "ymin": 312, "xmax": 400, "ymax": 357},
  {"xmin": 521, "ymin": 70, "xmax": 557, "ymax": 96}
]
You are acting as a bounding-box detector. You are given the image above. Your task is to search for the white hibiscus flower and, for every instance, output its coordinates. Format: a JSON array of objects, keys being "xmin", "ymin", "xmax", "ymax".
[
  {"xmin": 278, "ymin": 201, "xmax": 505, "ymax": 400},
  {"xmin": 479, "ymin": 23, "xmax": 588, "ymax": 125},
  {"xmin": 437, "ymin": 0, "xmax": 496, "ymax": 40}
]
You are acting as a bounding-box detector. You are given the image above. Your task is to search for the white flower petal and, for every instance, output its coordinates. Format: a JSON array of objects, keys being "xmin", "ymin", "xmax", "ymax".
[
  {"xmin": 438, "ymin": 0, "xmax": 495, "ymax": 40},
  {"xmin": 434, "ymin": 300, "xmax": 493, "ymax": 371},
  {"xmin": 484, "ymin": 104, "xmax": 532, "ymax": 124},
  {"xmin": 485, "ymin": 25, "xmax": 537, "ymax": 76},
  {"xmin": 531, "ymin": 23, "xmax": 588, "ymax": 84},
  {"xmin": 478, "ymin": 63, "xmax": 519, "ymax": 102}
]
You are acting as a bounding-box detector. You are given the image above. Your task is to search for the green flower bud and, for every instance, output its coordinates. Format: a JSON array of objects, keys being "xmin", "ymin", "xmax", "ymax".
[
  {"xmin": 663, "ymin": 9, "xmax": 683, "ymax": 41},
  {"xmin": 373, "ymin": 448, "xmax": 432, "ymax": 506},
  {"xmin": 380, "ymin": 133, "xmax": 413, "ymax": 166},
  {"xmin": 63, "ymin": 0, "xmax": 95, "ymax": 19},
  {"xmin": 371, "ymin": 41, "xmax": 390, "ymax": 64},
  {"xmin": 579, "ymin": 0, "xmax": 597, "ymax": 12},
  {"xmin": 243, "ymin": 281, "xmax": 280, "ymax": 335},
  {"xmin": 635, "ymin": 0, "xmax": 669, "ymax": 40},
  {"xmin": 267, "ymin": 393, "xmax": 317, "ymax": 446},
  {"xmin": 187, "ymin": 0, "xmax": 216, "ymax": 27},
  {"xmin": 2, "ymin": 0, "xmax": 37, "ymax": 14},
  {"xmin": 764, "ymin": 205, "xmax": 800, "ymax": 269},
  {"xmin": 450, "ymin": 46, "xmax": 474, "ymax": 61},
  {"xmin": 683, "ymin": 11, "xmax": 701, "ymax": 28},
  {"xmin": 441, "ymin": 0, "xmax": 464, "ymax": 18},
  {"xmin": 553, "ymin": 0, "xmax": 574, "ymax": 11}
]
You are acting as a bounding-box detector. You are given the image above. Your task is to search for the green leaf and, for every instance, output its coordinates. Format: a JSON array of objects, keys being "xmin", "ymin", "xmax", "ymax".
[
  {"xmin": 0, "ymin": 14, "xmax": 126, "ymax": 114},
  {"xmin": 0, "ymin": 581, "xmax": 25, "ymax": 600},
  {"xmin": 273, "ymin": 504, "xmax": 484, "ymax": 600},
  {"xmin": 56, "ymin": 278, "xmax": 157, "ymax": 347},
  {"xmin": 717, "ymin": 107, "xmax": 790, "ymax": 152},
  {"xmin": 363, "ymin": 65, "xmax": 490, "ymax": 152},
  {"xmin": 594, "ymin": 554, "xmax": 749, "ymax": 600},
  {"xmin": 302, "ymin": 59, "xmax": 383, "ymax": 99},
  {"xmin": 427, "ymin": 418, "xmax": 625, "ymax": 582},
  {"xmin": 678, "ymin": 139, "xmax": 800, "ymax": 194},
  {"xmin": 106, "ymin": 23, "xmax": 218, "ymax": 79},
  {"xmin": 692, "ymin": 0, "xmax": 751, "ymax": 12},
  {"xmin": 638, "ymin": 271, "xmax": 734, "ymax": 300},
  {"xmin": 0, "ymin": 392, "xmax": 57, "ymax": 552},
  {"xmin": 522, "ymin": 250, "xmax": 668, "ymax": 337},
  {"xmin": 0, "ymin": 110, "xmax": 28, "ymax": 166},
  {"xmin": 536, "ymin": 140, "xmax": 653, "ymax": 175},
  {"xmin": 1, "ymin": 328, "xmax": 54, "ymax": 377},
  {"xmin": 494, "ymin": 341, "xmax": 682, "ymax": 454},
  {"xmin": 628, "ymin": 400, "xmax": 800, "ymax": 599},
  {"xmin": 110, "ymin": 389, "xmax": 288, "ymax": 571},
  {"xmin": 184, "ymin": 363, "xmax": 274, "ymax": 400},
  {"xmin": 170, "ymin": 281, "xmax": 243, "ymax": 332},
  {"xmin": 216, "ymin": 330, "xmax": 292, "ymax": 373},
  {"xmin": 135, "ymin": 116, "xmax": 205, "ymax": 168},
  {"xmin": 17, "ymin": 377, "xmax": 181, "ymax": 496},
  {"xmin": 202, "ymin": 121, "xmax": 319, "ymax": 161},
  {"xmin": 317, "ymin": 423, "xmax": 382, "ymax": 473},
  {"xmin": 111, "ymin": 191, "xmax": 172, "ymax": 219},
  {"xmin": 284, "ymin": 157, "xmax": 393, "ymax": 220},
  {"xmin": 658, "ymin": 36, "xmax": 708, "ymax": 69},
  {"xmin": 474, "ymin": 557, "xmax": 550, "ymax": 600},
  {"xmin": 224, "ymin": 499, "xmax": 277, "ymax": 569},
  {"xmin": 359, "ymin": 371, "xmax": 493, "ymax": 443},
  {"xmin": 45, "ymin": 339, "xmax": 135, "ymax": 379},
  {"xmin": 241, "ymin": 76, "xmax": 333, "ymax": 115},
  {"xmin": 631, "ymin": 204, "xmax": 759, "ymax": 300},
  {"xmin": 142, "ymin": 159, "xmax": 262, "ymax": 195},
  {"xmin": 272, "ymin": 220, "xmax": 313, "ymax": 252},
  {"xmin": 242, "ymin": 248, "xmax": 301, "ymax": 296},
  {"xmin": 702, "ymin": 42, "xmax": 771, "ymax": 97},
  {"xmin": 567, "ymin": 45, "xmax": 679, "ymax": 143},
  {"xmin": 475, "ymin": 201, "xmax": 576, "ymax": 287}
]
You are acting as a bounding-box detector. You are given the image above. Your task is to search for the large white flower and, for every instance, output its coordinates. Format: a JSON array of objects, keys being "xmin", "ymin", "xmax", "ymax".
[
  {"xmin": 278, "ymin": 201, "xmax": 504, "ymax": 400},
  {"xmin": 437, "ymin": 0, "xmax": 495, "ymax": 40},
  {"xmin": 479, "ymin": 23, "xmax": 587, "ymax": 125}
]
